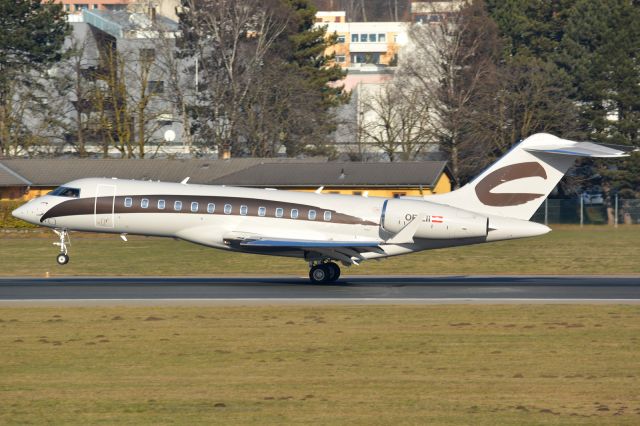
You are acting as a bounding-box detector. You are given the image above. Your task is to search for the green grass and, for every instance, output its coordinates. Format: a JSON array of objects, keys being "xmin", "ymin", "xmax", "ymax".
[
  {"xmin": 1, "ymin": 305, "xmax": 640, "ymax": 424},
  {"xmin": 1, "ymin": 225, "xmax": 639, "ymax": 276}
]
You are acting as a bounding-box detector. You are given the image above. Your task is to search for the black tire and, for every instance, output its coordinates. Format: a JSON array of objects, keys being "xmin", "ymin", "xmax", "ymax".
[
  {"xmin": 326, "ymin": 262, "xmax": 341, "ymax": 282},
  {"xmin": 56, "ymin": 254, "xmax": 69, "ymax": 265},
  {"xmin": 309, "ymin": 265, "xmax": 330, "ymax": 283}
]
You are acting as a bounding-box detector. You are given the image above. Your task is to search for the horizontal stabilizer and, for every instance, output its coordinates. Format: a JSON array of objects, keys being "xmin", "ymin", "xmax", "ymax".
[{"xmin": 525, "ymin": 141, "xmax": 633, "ymax": 158}]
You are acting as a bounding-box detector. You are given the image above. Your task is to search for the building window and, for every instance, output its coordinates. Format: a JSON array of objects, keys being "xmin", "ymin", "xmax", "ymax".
[
  {"xmin": 378, "ymin": 33, "xmax": 386, "ymax": 42},
  {"xmin": 141, "ymin": 198, "xmax": 149, "ymax": 209},
  {"xmin": 258, "ymin": 206, "xmax": 266, "ymax": 217},
  {"xmin": 124, "ymin": 197, "xmax": 132, "ymax": 208},
  {"xmin": 191, "ymin": 202, "xmax": 198, "ymax": 212},
  {"xmin": 92, "ymin": 4, "xmax": 98, "ymax": 9},
  {"xmin": 64, "ymin": 4, "xmax": 70, "ymax": 11},
  {"xmin": 174, "ymin": 201, "xmax": 182, "ymax": 211},
  {"xmin": 335, "ymin": 55, "xmax": 346, "ymax": 63},
  {"xmin": 291, "ymin": 209, "xmax": 299, "ymax": 219},
  {"xmin": 393, "ymin": 192, "xmax": 407, "ymax": 198},
  {"xmin": 353, "ymin": 191, "xmax": 362, "ymax": 195},
  {"xmin": 368, "ymin": 34, "xmax": 377, "ymax": 42},
  {"xmin": 308, "ymin": 210, "xmax": 316, "ymax": 220},
  {"xmin": 351, "ymin": 53, "xmax": 380, "ymax": 64},
  {"xmin": 351, "ymin": 34, "xmax": 358, "ymax": 42},
  {"xmin": 76, "ymin": 4, "xmax": 88, "ymax": 11},
  {"xmin": 148, "ymin": 81, "xmax": 164, "ymax": 94},
  {"xmin": 275, "ymin": 207, "xmax": 283, "ymax": 218},
  {"xmin": 360, "ymin": 34, "xmax": 367, "ymax": 42},
  {"xmin": 224, "ymin": 204, "xmax": 232, "ymax": 214},
  {"xmin": 324, "ymin": 211, "xmax": 332, "ymax": 221},
  {"xmin": 337, "ymin": 35, "xmax": 345, "ymax": 43},
  {"xmin": 240, "ymin": 205, "xmax": 248, "ymax": 216},
  {"xmin": 139, "ymin": 48, "xmax": 156, "ymax": 62},
  {"xmin": 158, "ymin": 200, "xmax": 165, "ymax": 210},
  {"xmin": 207, "ymin": 203, "xmax": 215, "ymax": 213}
]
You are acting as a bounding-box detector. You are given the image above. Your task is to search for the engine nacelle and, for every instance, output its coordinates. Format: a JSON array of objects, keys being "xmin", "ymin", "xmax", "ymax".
[{"xmin": 381, "ymin": 199, "xmax": 488, "ymax": 240}]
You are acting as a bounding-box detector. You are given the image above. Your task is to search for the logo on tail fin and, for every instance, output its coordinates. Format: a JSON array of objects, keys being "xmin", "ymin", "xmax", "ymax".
[{"xmin": 475, "ymin": 162, "xmax": 547, "ymax": 207}]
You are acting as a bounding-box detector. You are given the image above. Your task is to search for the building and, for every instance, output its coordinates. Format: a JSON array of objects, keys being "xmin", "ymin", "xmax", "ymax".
[
  {"xmin": 56, "ymin": 0, "xmax": 180, "ymax": 21},
  {"xmin": 315, "ymin": 11, "xmax": 346, "ymax": 24},
  {"xmin": 410, "ymin": 1, "xmax": 465, "ymax": 24},
  {"xmin": 317, "ymin": 18, "xmax": 409, "ymax": 68},
  {"xmin": 209, "ymin": 162, "xmax": 453, "ymax": 197},
  {"xmin": 0, "ymin": 159, "xmax": 453, "ymax": 201}
]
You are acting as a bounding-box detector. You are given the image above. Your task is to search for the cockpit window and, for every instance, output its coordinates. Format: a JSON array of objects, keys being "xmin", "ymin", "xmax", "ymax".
[{"xmin": 49, "ymin": 186, "xmax": 80, "ymax": 198}]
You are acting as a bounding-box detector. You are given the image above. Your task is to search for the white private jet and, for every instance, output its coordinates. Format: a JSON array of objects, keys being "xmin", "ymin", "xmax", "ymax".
[{"xmin": 13, "ymin": 133, "xmax": 632, "ymax": 283}]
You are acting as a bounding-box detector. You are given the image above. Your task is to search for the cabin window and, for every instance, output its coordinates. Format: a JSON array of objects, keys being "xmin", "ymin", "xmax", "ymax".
[
  {"xmin": 158, "ymin": 200, "xmax": 165, "ymax": 210},
  {"xmin": 258, "ymin": 206, "xmax": 266, "ymax": 217},
  {"xmin": 49, "ymin": 186, "xmax": 80, "ymax": 198},
  {"xmin": 291, "ymin": 209, "xmax": 299, "ymax": 219},
  {"xmin": 141, "ymin": 198, "xmax": 149, "ymax": 209},
  {"xmin": 240, "ymin": 205, "xmax": 248, "ymax": 216},
  {"xmin": 174, "ymin": 201, "xmax": 182, "ymax": 211},
  {"xmin": 275, "ymin": 207, "xmax": 284, "ymax": 218},
  {"xmin": 124, "ymin": 197, "xmax": 133, "ymax": 208},
  {"xmin": 191, "ymin": 202, "xmax": 199, "ymax": 212},
  {"xmin": 224, "ymin": 204, "xmax": 232, "ymax": 214},
  {"xmin": 308, "ymin": 210, "xmax": 317, "ymax": 220},
  {"xmin": 207, "ymin": 203, "xmax": 215, "ymax": 213},
  {"xmin": 324, "ymin": 211, "xmax": 332, "ymax": 221}
]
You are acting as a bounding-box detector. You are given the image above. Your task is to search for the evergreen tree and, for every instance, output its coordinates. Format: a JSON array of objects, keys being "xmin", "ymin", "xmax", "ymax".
[
  {"xmin": 0, "ymin": 0, "xmax": 69, "ymax": 155},
  {"xmin": 559, "ymin": 0, "xmax": 640, "ymax": 210}
]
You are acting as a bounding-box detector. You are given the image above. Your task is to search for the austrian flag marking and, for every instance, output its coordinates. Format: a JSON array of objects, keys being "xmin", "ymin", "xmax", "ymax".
[{"xmin": 432, "ymin": 215, "xmax": 443, "ymax": 223}]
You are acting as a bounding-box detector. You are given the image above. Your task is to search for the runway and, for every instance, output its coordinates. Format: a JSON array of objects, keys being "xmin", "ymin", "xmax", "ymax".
[{"xmin": 0, "ymin": 275, "xmax": 639, "ymax": 304}]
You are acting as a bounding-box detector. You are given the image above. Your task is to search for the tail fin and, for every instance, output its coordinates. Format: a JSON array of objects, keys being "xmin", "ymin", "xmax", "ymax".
[{"xmin": 429, "ymin": 133, "xmax": 632, "ymax": 220}]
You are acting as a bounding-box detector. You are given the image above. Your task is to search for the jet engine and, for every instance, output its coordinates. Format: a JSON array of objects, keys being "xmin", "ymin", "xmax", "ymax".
[{"xmin": 381, "ymin": 199, "xmax": 488, "ymax": 240}]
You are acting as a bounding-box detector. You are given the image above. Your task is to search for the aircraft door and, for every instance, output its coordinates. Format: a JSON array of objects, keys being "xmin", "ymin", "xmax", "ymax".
[{"xmin": 95, "ymin": 184, "xmax": 116, "ymax": 228}]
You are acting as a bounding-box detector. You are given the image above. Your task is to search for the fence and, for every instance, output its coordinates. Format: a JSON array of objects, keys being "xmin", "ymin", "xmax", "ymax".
[{"xmin": 531, "ymin": 197, "xmax": 640, "ymax": 225}]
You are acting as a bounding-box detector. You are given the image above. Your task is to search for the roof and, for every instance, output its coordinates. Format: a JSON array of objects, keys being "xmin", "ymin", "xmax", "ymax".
[
  {"xmin": 0, "ymin": 162, "xmax": 31, "ymax": 186},
  {"xmin": 0, "ymin": 158, "xmax": 323, "ymax": 187},
  {"xmin": 212, "ymin": 161, "xmax": 450, "ymax": 188}
]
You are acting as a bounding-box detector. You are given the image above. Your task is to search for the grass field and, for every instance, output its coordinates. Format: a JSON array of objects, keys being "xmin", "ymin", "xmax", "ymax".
[
  {"xmin": 1, "ymin": 304, "xmax": 640, "ymax": 424},
  {"xmin": 1, "ymin": 225, "xmax": 639, "ymax": 276}
]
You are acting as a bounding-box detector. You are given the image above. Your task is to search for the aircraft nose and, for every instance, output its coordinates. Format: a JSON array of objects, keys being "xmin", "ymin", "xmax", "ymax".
[{"xmin": 12, "ymin": 203, "xmax": 32, "ymax": 222}]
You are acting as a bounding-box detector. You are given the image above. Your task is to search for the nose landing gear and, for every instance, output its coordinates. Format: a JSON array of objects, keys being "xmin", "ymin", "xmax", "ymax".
[
  {"xmin": 309, "ymin": 261, "xmax": 341, "ymax": 283},
  {"xmin": 53, "ymin": 229, "xmax": 70, "ymax": 265}
]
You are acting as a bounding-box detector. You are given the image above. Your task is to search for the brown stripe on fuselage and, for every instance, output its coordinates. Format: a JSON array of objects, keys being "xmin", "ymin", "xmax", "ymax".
[
  {"xmin": 41, "ymin": 194, "xmax": 378, "ymax": 226},
  {"xmin": 474, "ymin": 162, "xmax": 547, "ymax": 207}
]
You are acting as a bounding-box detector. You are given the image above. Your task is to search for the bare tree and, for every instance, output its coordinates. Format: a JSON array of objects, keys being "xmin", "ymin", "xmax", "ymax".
[
  {"xmin": 400, "ymin": 0, "xmax": 501, "ymax": 184},
  {"xmin": 359, "ymin": 81, "xmax": 435, "ymax": 161},
  {"xmin": 178, "ymin": 0, "xmax": 291, "ymax": 156}
]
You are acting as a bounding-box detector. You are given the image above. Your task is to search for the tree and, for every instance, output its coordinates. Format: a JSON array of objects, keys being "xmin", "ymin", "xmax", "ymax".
[
  {"xmin": 401, "ymin": 0, "xmax": 502, "ymax": 184},
  {"xmin": 558, "ymin": 0, "xmax": 640, "ymax": 220},
  {"xmin": 0, "ymin": 0, "xmax": 68, "ymax": 156},
  {"xmin": 178, "ymin": 0, "xmax": 292, "ymax": 156},
  {"xmin": 359, "ymin": 81, "xmax": 435, "ymax": 161},
  {"xmin": 178, "ymin": 0, "xmax": 345, "ymax": 157}
]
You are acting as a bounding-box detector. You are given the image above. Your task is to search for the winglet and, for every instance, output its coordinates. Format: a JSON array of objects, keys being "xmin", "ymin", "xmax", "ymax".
[
  {"xmin": 181, "ymin": 177, "xmax": 190, "ymax": 184},
  {"xmin": 315, "ymin": 186, "xmax": 324, "ymax": 194},
  {"xmin": 385, "ymin": 215, "xmax": 422, "ymax": 244}
]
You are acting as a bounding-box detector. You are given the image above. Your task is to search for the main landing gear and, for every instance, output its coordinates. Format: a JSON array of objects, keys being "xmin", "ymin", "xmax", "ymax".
[
  {"xmin": 309, "ymin": 261, "xmax": 341, "ymax": 283},
  {"xmin": 53, "ymin": 229, "xmax": 70, "ymax": 265}
]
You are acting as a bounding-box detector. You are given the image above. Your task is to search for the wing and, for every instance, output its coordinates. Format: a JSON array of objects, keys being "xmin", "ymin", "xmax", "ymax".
[{"xmin": 224, "ymin": 232, "xmax": 386, "ymax": 265}]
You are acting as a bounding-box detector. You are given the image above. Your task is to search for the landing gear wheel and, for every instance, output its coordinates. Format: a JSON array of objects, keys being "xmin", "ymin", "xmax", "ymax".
[
  {"xmin": 326, "ymin": 262, "xmax": 341, "ymax": 282},
  {"xmin": 309, "ymin": 265, "xmax": 330, "ymax": 283},
  {"xmin": 56, "ymin": 253, "xmax": 69, "ymax": 265}
]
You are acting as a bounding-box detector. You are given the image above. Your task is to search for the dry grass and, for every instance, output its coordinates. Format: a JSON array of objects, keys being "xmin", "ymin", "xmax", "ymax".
[
  {"xmin": 1, "ymin": 225, "xmax": 639, "ymax": 276},
  {"xmin": 1, "ymin": 305, "xmax": 640, "ymax": 424}
]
